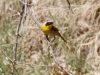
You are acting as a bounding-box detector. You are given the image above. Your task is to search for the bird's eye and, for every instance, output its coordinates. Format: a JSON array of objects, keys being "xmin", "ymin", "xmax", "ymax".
[
  {"xmin": 47, "ymin": 22, "xmax": 50, "ymax": 25},
  {"xmin": 48, "ymin": 23, "xmax": 51, "ymax": 25},
  {"xmin": 45, "ymin": 22, "xmax": 53, "ymax": 26}
]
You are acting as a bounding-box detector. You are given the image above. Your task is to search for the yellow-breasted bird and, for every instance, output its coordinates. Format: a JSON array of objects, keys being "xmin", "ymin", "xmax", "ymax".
[{"xmin": 41, "ymin": 21, "xmax": 67, "ymax": 43}]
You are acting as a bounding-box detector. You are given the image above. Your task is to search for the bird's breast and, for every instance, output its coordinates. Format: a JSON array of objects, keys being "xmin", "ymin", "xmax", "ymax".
[{"xmin": 42, "ymin": 24, "xmax": 54, "ymax": 35}]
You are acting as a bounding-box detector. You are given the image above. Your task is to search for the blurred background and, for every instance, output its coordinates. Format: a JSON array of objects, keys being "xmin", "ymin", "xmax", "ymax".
[{"xmin": 0, "ymin": 0, "xmax": 100, "ymax": 75}]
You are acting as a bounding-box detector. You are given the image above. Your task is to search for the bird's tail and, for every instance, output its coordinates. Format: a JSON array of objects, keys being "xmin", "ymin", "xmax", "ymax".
[{"xmin": 58, "ymin": 33, "xmax": 67, "ymax": 43}]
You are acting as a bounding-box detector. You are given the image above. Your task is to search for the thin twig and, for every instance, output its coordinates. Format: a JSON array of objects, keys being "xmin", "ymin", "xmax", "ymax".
[
  {"xmin": 49, "ymin": 43, "xmax": 73, "ymax": 75},
  {"xmin": 21, "ymin": 1, "xmax": 73, "ymax": 75},
  {"xmin": 28, "ymin": 9, "xmax": 41, "ymax": 29},
  {"xmin": 21, "ymin": 0, "xmax": 40, "ymax": 29},
  {"xmin": 0, "ymin": 48, "xmax": 13, "ymax": 63},
  {"xmin": 28, "ymin": 4, "xmax": 72, "ymax": 75},
  {"xmin": 19, "ymin": 0, "xmax": 34, "ymax": 6},
  {"xmin": 13, "ymin": 66, "xmax": 20, "ymax": 75},
  {"xmin": 21, "ymin": 0, "xmax": 28, "ymax": 25},
  {"xmin": 0, "ymin": 48, "xmax": 20, "ymax": 75},
  {"xmin": 11, "ymin": 1, "xmax": 25, "ymax": 75},
  {"xmin": 27, "ymin": 9, "xmax": 73, "ymax": 75},
  {"xmin": 66, "ymin": 0, "xmax": 74, "ymax": 14}
]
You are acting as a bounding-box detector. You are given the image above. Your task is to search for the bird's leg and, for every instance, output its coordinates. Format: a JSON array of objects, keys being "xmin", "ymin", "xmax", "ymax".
[
  {"xmin": 52, "ymin": 36, "xmax": 55, "ymax": 42},
  {"xmin": 45, "ymin": 34, "xmax": 52, "ymax": 47},
  {"xmin": 45, "ymin": 34, "xmax": 50, "ymax": 42}
]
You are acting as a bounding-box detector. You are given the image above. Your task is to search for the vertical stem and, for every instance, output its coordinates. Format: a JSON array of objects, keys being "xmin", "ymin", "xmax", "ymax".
[
  {"xmin": 66, "ymin": 0, "xmax": 74, "ymax": 14},
  {"xmin": 11, "ymin": 2, "xmax": 25, "ymax": 75}
]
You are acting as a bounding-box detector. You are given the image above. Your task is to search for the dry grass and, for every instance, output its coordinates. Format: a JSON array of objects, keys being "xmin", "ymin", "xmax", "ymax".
[{"xmin": 0, "ymin": 0, "xmax": 100, "ymax": 75}]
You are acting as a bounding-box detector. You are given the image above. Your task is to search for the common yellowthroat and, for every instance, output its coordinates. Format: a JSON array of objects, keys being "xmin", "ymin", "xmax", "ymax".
[{"xmin": 42, "ymin": 21, "xmax": 67, "ymax": 43}]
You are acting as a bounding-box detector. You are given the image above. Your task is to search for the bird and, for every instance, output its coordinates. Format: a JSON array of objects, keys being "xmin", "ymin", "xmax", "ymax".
[{"xmin": 41, "ymin": 21, "xmax": 67, "ymax": 43}]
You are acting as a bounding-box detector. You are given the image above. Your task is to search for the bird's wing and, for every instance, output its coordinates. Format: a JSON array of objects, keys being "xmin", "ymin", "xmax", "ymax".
[{"xmin": 51, "ymin": 26, "xmax": 59, "ymax": 31}]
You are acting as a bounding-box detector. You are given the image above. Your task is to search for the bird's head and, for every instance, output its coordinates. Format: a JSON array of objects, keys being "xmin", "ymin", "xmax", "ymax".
[{"xmin": 45, "ymin": 21, "xmax": 53, "ymax": 26}]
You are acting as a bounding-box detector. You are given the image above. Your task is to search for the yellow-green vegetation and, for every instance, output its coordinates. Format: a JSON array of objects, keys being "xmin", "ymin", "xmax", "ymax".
[{"xmin": 0, "ymin": 0, "xmax": 100, "ymax": 75}]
